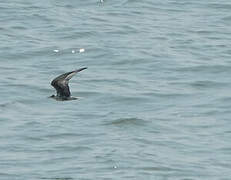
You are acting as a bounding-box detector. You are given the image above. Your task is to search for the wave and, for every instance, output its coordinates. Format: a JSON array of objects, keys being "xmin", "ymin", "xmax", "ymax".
[{"xmin": 104, "ymin": 117, "xmax": 148, "ymax": 127}]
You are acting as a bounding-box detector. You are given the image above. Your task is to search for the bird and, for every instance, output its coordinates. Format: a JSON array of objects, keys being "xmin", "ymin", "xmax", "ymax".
[{"xmin": 50, "ymin": 67, "xmax": 87, "ymax": 101}]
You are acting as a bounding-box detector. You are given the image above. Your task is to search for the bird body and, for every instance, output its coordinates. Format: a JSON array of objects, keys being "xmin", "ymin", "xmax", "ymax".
[{"xmin": 50, "ymin": 67, "xmax": 87, "ymax": 101}]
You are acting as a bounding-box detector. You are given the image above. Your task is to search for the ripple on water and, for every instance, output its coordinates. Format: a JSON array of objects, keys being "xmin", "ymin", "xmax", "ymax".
[
  {"xmin": 103, "ymin": 117, "xmax": 148, "ymax": 127},
  {"xmin": 189, "ymin": 80, "xmax": 227, "ymax": 89},
  {"xmin": 40, "ymin": 178, "xmax": 74, "ymax": 180},
  {"xmin": 175, "ymin": 65, "xmax": 231, "ymax": 73}
]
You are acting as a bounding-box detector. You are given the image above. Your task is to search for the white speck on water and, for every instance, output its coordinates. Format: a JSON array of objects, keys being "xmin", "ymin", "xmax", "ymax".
[
  {"xmin": 113, "ymin": 166, "xmax": 117, "ymax": 169},
  {"xmin": 72, "ymin": 50, "xmax": 75, "ymax": 53},
  {"xmin": 53, "ymin": 49, "xmax": 59, "ymax": 53},
  {"xmin": 79, "ymin": 48, "xmax": 85, "ymax": 53}
]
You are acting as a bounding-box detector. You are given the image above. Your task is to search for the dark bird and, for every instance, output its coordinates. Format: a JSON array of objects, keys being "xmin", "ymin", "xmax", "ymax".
[{"xmin": 50, "ymin": 67, "xmax": 87, "ymax": 101}]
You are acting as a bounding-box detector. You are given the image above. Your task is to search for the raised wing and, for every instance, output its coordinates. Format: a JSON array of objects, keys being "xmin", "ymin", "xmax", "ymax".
[{"xmin": 51, "ymin": 67, "xmax": 87, "ymax": 98}]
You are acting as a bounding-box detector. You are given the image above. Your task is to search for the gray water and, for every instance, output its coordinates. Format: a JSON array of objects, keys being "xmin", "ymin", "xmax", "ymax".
[{"xmin": 1, "ymin": 0, "xmax": 231, "ymax": 179}]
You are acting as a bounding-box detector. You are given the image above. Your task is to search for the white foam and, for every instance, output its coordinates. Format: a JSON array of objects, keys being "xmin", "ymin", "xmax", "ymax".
[{"xmin": 72, "ymin": 50, "xmax": 75, "ymax": 53}]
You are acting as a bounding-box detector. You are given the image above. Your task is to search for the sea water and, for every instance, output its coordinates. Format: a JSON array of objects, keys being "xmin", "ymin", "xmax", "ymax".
[{"xmin": 0, "ymin": 0, "xmax": 231, "ymax": 179}]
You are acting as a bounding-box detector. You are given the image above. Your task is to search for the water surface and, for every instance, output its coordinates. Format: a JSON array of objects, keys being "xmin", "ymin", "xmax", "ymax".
[{"xmin": 1, "ymin": 0, "xmax": 231, "ymax": 179}]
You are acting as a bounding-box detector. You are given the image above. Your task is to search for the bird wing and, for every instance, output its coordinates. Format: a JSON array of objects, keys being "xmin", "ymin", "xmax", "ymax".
[{"xmin": 51, "ymin": 67, "xmax": 87, "ymax": 98}]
